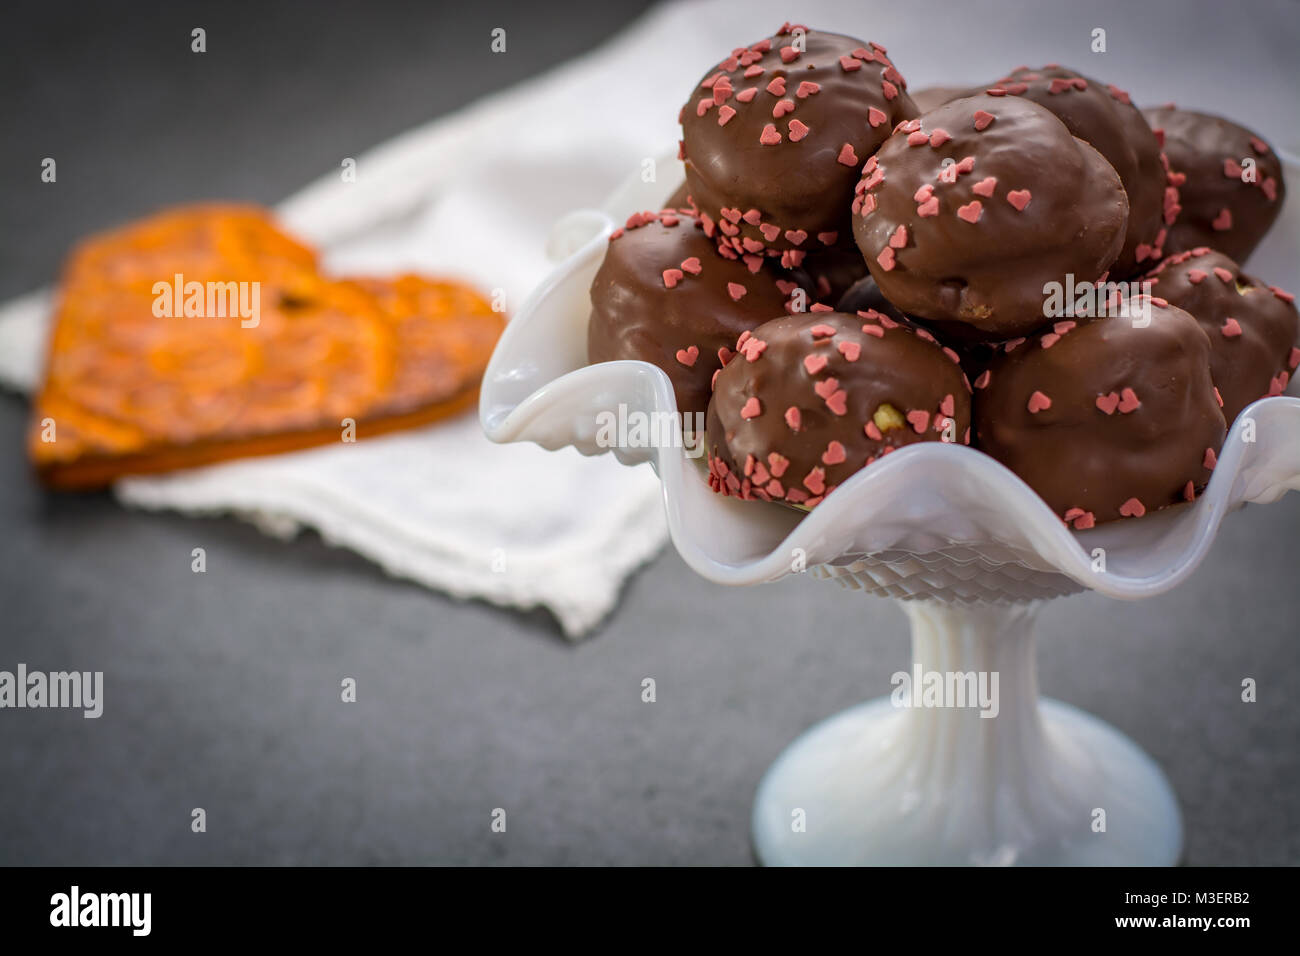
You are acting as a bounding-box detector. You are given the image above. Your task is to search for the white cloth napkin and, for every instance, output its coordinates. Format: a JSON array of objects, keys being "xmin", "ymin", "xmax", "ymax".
[{"xmin": 2, "ymin": 0, "xmax": 1296, "ymax": 637}]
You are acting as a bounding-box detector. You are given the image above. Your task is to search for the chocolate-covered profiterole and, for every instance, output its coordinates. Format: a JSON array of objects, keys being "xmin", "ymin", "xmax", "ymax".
[
  {"xmin": 990, "ymin": 66, "xmax": 1168, "ymax": 277},
  {"xmin": 680, "ymin": 24, "xmax": 917, "ymax": 265},
  {"xmin": 1142, "ymin": 106, "xmax": 1287, "ymax": 263},
  {"xmin": 853, "ymin": 93, "xmax": 1128, "ymax": 339},
  {"xmin": 587, "ymin": 210, "xmax": 800, "ymax": 417},
  {"xmin": 1145, "ymin": 248, "xmax": 1299, "ymax": 422},
  {"xmin": 974, "ymin": 299, "xmax": 1227, "ymax": 527},
  {"xmin": 706, "ymin": 310, "xmax": 971, "ymax": 507}
]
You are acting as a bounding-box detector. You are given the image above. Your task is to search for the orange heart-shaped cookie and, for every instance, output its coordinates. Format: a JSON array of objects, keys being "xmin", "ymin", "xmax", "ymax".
[{"xmin": 29, "ymin": 204, "xmax": 504, "ymax": 488}]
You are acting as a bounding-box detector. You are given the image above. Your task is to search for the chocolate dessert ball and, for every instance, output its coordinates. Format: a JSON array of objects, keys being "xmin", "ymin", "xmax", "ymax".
[
  {"xmin": 587, "ymin": 210, "xmax": 800, "ymax": 417},
  {"xmin": 706, "ymin": 310, "xmax": 971, "ymax": 507},
  {"xmin": 1146, "ymin": 248, "xmax": 1299, "ymax": 422},
  {"xmin": 974, "ymin": 299, "xmax": 1227, "ymax": 527},
  {"xmin": 1142, "ymin": 106, "xmax": 1287, "ymax": 263},
  {"xmin": 680, "ymin": 24, "xmax": 917, "ymax": 265},
  {"xmin": 990, "ymin": 66, "xmax": 1167, "ymax": 277},
  {"xmin": 853, "ymin": 93, "xmax": 1128, "ymax": 340}
]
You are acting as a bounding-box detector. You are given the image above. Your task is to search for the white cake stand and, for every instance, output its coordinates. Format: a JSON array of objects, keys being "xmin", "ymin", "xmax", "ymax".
[{"xmin": 480, "ymin": 160, "xmax": 1300, "ymax": 866}]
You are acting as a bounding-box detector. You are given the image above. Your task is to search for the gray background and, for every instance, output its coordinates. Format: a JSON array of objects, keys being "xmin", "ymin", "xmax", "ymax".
[{"xmin": 0, "ymin": 0, "xmax": 1296, "ymax": 866}]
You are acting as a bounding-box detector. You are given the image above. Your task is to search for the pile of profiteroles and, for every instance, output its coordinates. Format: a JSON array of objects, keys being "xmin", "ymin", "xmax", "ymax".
[{"xmin": 587, "ymin": 23, "xmax": 1296, "ymax": 527}]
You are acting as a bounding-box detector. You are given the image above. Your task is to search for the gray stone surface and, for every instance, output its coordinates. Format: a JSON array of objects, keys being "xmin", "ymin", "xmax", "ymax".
[{"xmin": 0, "ymin": 0, "xmax": 1296, "ymax": 866}]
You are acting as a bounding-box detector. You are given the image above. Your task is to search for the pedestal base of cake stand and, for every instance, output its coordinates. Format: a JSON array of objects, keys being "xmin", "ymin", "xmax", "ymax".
[{"xmin": 751, "ymin": 600, "xmax": 1183, "ymax": 866}]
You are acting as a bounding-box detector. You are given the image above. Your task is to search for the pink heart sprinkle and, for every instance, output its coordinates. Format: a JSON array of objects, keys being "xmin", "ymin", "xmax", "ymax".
[
  {"xmin": 1212, "ymin": 208, "xmax": 1232, "ymax": 230},
  {"xmin": 1221, "ymin": 317, "xmax": 1242, "ymax": 337},
  {"xmin": 1214, "ymin": 266, "xmax": 1234, "ymax": 283},
  {"xmin": 675, "ymin": 345, "xmax": 699, "ymax": 367},
  {"xmin": 861, "ymin": 323, "xmax": 884, "ymax": 338},
  {"xmin": 864, "ymin": 421, "xmax": 883, "ymax": 441},
  {"xmin": 662, "ymin": 268, "xmax": 684, "ymax": 289},
  {"xmin": 810, "ymin": 323, "xmax": 836, "ymax": 338},
  {"xmin": 907, "ymin": 131, "xmax": 929, "ymax": 147},
  {"xmin": 804, "ymin": 467, "xmax": 826, "ymax": 495},
  {"xmin": 929, "ymin": 129, "xmax": 951, "ymax": 147},
  {"xmin": 1095, "ymin": 392, "xmax": 1120, "ymax": 415},
  {"xmin": 768, "ymin": 452, "xmax": 790, "ymax": 477},
  {"xmin": 973, "ymin": 109, "xmax": 995, "ymax": 130},
  {"xmin": 717, "ymin": 105, "xmax": 737, "ymax": 126},
  {"xmin": 680, "ymin": 256, "xmax": 702, "ymax": 275},
  {"xmin": 1006, "ymin": 189, "xmax": 1032, "ymax": 211},
  {"xmin": 917, "ymin": 197, "xmax": 940, "ymax": 217},
  {"xmin": 759, "ymin": 124, "xmax": 782, "ymax": 146},
  {"xmin": 813, "ymin": 376, "xmax": 840, "ymax": 399},
  {"xmin": 1187, "ymin": 269, "xmax": 1207, "ymax": 284},
  {"xmin": 796, "ymin": 80, "xmax": 820, "ymax": 98},
  {"xmin": 974, "ymin": 370, "xmax": 991, "ymax": 389},
  {"xmin": 759, "ymin": 223, "xmax": 781, "ymax": 242},
  {"xmin": 1119, "ymin": 497, "xmax": 1146, "ymax": 518},
  {"xmin": 736, "ymin": 87, "xmax": 758, "ymax": 103},
  {"xmin": 907, "ymin": 410, "xmax": 930, "ymax": 433},
  {"xmin": 877, "ymin": 246, "xmax": 897, "ymax": 270},
  {"xmin": 837, "ymin": 143, "xmax": 858, "ymax": 166},
  {"xmin": 889, "ymin": 224, "xmax": 908, "ymax": 248},
  {"xmin": 825, "ymin": 390, "xmax": 848, "ymax": 415},
  {"xmin": 1027, "ymin": 390, "xmax": 1052, "ymax": 413},
  {"xmin": 940, "ymin": 394, "xmax": 955, "ymax": 417},
  {"xmin": 1204, "ymin": 447, "xmax": 1217, "ymax": 470},
  {"xmin": 785, "ymin": 229, "xmax": 808, "ymax": 246},
  {"xmin": 773, "ymin": 98, "xmax": 795, "ymax": 118},
  {"xmin": 803, "ymin": 354, "xmax": 828, "ymax": 375},
  {"xmin": 957, "ymin": 200, "xmax": 983, "ymax": 223},
  {"xmin": 1073, "ymin": 512, "xmax": 1096, "ymax": 529},
  {"xmin": 822, "ymin": 441, "xmax": 847, "ymax": 465},
  {"xmin": 956, "ymin": 156, "xmax": 975, "ymax": 173},
  {"xmin": 788, "ymin": 119, "xmax": 810, "ymax": 142},
  {"xmin": 913, "ymin": 183, "xmax": 934, "ymax": 202},
  {"xmin": 727, "ymin": 282, "xmax": 747, "ymax": 301},
  {"xmin": 740, "ymin": 397, "xmax": 762, "ymax": 420},
  {"xmin": 972, "ymin": 176, "xmax": 997, "ymax": 197},
  {"xmin": 1117, "ymin": 387, "xmax": 1141, "ymax": 413},
  {"xmin": 867, "ymin": 106, "xmax": 887, "ymax": 128},
  {"xmin": 766, "ymin": 77, "xmax": 786, "ymax": 96},
  {"xmin": 837, "ymin": 341, "xmax": 861, "ymax": 361}
]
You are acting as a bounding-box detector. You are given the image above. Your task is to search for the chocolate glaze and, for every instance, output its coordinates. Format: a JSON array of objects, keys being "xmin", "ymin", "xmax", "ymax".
[
  {"xmin": 974, "ymin": 300, "xmax": 1226, "ymax": 526},
  {"xmin": 853, "ymin": 93, "xmax": 1128, "ymax": 340},
  {"xmin": 706, "ymin": 310, "xmax": 970, "ymax": 507},
  {"xmin": 1142, "ymin": 106, "xmax": 1287, "ymax": 263},
  {"xmin": 991, "ymin": 66, "xmax": 1167, "ymax": 277},
  {"xmin": 1145, "ymin": 248, "xmax": 1299, "ymax": 423},
  {"xmin": 911, "ymin": 85, "xmax": 974, "ymax": 112},
  {"xmin": 587, "ymin": 211, "xmax": 800, "ymax": 416},
  {"xmin": 680, "ymin": 25, "xmax": 917, "ymax": 264}
]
